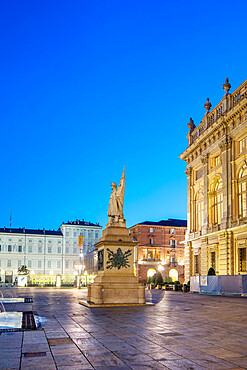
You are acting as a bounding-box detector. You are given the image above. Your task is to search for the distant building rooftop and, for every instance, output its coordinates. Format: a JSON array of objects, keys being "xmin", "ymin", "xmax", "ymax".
[
  {"xmin": 62, "ymin": 219, "xmax": 102, "ymax": 227},
  {"xmin": 0, "ymin": 227, "xmax": 63, "ymax": 236},
  {"xmin": 131, "ymin": 219, "xmax": 187, "ymax": 228}
]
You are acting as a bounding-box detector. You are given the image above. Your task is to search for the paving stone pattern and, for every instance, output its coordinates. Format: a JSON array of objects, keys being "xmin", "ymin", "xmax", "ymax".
[{"xmin": 0, "ymin": 288, "xmax": 247, "ymax": 369}]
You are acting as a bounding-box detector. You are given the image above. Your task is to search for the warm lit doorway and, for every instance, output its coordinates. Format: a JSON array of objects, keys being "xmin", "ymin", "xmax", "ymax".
[
  {"xmin": 147, "ymin": 268, "xmax": 156, "ymax": 278},
  {"xmin": 169, "ymin": 268, "xmax": 178, "ymax": 282}
]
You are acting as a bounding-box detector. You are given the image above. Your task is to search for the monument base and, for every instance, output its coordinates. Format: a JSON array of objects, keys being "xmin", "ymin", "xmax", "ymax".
[
  {"xmin": 79, "ymin": 300, "xmax": 155, "ymax": 307},
  {"xmin": 87, "ymin": 274, "xmax": 146, "ymax": 305},
  {"xmin": 84, "ymin": 222, "xmax": 149, "ymax": 306}
]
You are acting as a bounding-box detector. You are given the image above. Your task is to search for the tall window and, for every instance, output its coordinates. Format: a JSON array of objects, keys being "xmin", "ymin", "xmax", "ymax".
[
  {"xmin": 238, "ymin": 164, "xmax": 247, "ymax": 218},
  {"xmin": 194, "ymin": 255, "xmax": 199, "ymax": 274},
  {"xmin": 239, "ymin": 248, "xmax": 246, "ymax": 272},
  {"xmin": 210, "ymin": 178, "xmax": 223, "ymax": 224},
  {"xmin": 239, "ymin": 137, "xmax": 247, "ymax": 153},
  {"xmin": 195, "ymin": 190, "xmax": 203, "ymax": 230},
  {"xmin": 211, "ymin": 251, "xmax": 216, "ymax": 271}
]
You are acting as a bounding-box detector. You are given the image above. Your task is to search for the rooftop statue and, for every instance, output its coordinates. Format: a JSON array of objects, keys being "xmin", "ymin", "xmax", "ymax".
[{"xmin": 107, "ymin": 167, "xmax": 125, "ymax": 225}]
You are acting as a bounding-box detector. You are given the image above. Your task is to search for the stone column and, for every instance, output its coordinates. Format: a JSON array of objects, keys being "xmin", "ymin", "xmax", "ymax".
[{"xmin": 201, "ymin": 155, "xmax": 209, "ymax": 235}]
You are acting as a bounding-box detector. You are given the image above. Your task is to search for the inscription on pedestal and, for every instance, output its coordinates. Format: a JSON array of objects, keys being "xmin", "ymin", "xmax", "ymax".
[{"xmin": 98, "ymin": 250, "xmax": 104, "ymax": 271}]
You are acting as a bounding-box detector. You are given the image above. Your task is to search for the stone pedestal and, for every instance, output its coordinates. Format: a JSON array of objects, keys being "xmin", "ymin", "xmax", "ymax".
[{"xmin": 84, "ymin": 224, "xmax": 146, "ymax": 306}]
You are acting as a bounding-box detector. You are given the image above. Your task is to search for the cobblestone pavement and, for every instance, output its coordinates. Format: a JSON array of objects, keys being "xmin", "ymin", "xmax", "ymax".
[{"xmin": 0, "ymin": 288, "xmax": 247, "ymax": 369}]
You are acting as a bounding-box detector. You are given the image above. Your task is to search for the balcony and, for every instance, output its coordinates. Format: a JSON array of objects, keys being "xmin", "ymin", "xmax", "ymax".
[{"xmin": 142, "ymin": 258, "xmax": 161, "ymax": 262}]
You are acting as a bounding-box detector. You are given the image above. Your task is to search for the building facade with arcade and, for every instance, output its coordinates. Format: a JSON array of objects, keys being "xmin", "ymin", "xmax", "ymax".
[{"xmin": 129, "ymin": 219, "xmax": 187, "ymax": 284}]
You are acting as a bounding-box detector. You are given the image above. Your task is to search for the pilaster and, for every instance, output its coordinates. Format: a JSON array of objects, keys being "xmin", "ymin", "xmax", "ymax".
[
  {"xmin": 200, "ymin": 238, "xmax": 208, "ymax": 275},
  {"xmin": 184, "ymin": 242, "xmax": 192, "ymax": 282},
  {"xmin": 218, "ymin": 232, "xmax": 230, "ymax": 275},
  {"xmin": 185, "ymin": 167, "xmax": 192, "ymax": 233},
  {"xmin": 201, "ymin": 155, "xmax": 208, "ymax": 235},
  {"xmin": 219, "ymin": 136, "xmax": 232, "ymax": 229}
]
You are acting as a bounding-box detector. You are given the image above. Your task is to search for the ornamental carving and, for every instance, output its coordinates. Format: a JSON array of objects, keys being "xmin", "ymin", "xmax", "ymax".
[{"xmin": 106, "ymin": 248, "xmax": 132, "ymax": 270}]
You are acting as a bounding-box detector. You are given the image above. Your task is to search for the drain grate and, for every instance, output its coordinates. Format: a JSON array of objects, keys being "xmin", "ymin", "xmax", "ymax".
[
  {"xmin": 48, "ymin": 337, "xmax": 73, "ymax": 346},
  {"xmin": 23, "ymin": 352, "xmax": 47, "ymax": 358},
  {"xmin": 22, "ymin": 312, "xmax": 36, "ymax": 330},
  {"xmin": 24, "ymin": 298, "xmax": 33, "ymax": 303},
  {"xmin": 158, "ymin": 332, "xmax": 182, "ymax": 337}
]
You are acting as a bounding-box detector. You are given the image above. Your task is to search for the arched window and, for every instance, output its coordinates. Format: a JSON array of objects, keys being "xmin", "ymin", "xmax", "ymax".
[
  {"xmin": 210, "ymin": 178, "xmax": 223, "ymax": 225},
  {"xmin": 195, "ymin": 190, "xmax": 203, "ymax": 230},
  {"xmin": 238, "ymin": 163, "xmax": 247, "ymax": 218}
]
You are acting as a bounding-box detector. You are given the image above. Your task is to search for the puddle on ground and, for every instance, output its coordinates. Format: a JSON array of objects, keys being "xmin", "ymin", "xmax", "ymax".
[
  {"xmin": 0, "ymin": 312, "xmax": 23, "ymax": 329},
  {"xmin": 0, "ymin": 298, "xmax": 25, "ymax": 303}
]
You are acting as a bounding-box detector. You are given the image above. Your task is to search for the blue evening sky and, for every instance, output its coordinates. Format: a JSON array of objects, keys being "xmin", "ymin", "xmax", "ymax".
[{"xmin": 0, "ymin": 0, "xmax": 246, "ymax": 231}]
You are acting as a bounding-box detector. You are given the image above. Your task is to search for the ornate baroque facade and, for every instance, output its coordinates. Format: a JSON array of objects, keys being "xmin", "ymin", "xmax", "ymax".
[{"xmin": 180, "ymin": 79, "xmax": 247, "ymax": 282}]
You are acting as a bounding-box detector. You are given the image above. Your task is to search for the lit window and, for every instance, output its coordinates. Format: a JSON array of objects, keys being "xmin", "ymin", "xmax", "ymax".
[
  {"xmin": 211, "ymin": 155, "xmax": 220, "ymax": 168},
  {"xmin": 239, "ymin": 248, "xmax": 246, "ymax": 272},
  {"xmin": 170, "ymin": 229, "xmax": 175, "ymax": 235},
  {"xmin": 239, "ymin": 137, "xmax": 247, "ymax": 153},
  {"xmin": 150, "ymin": 227, "xmax": 153, "ymax": 233},
  {"xmin": 150, "ymin": 238, "xmax": 154, "ymax": 245},
  {"xmin": 195, "ymin": 190, "xmax": 204, "ymax": 231},
  {"xmin": 209, "ymin": 178, "xmax": 223, "ymax": 225},
  {"xmin": 211, "ymin": 252, "xmax": 216, "ymax": 271},
  {"xmin": 238, "ymin": 164, "xmax": 247, "ymax": 218},
  {"xmin": 170, "ymin": 240, "xmax": 176, "ymax": 247}
]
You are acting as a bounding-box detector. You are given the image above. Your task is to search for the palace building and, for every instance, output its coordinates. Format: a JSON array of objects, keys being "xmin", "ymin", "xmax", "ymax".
[
  {"xmin": 0, "ymin": 219, "xmax": 102, "ymax": 285},
  {"xmin": 180, "ymin": 79, "xmax": 247, "ymax": 282},
  {"xmin": 129, "ymin": 219, "xmax": 187, "ymax": 283}
]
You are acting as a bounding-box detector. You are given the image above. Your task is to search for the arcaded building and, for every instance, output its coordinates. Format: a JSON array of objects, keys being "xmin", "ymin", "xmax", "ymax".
[
  {"xmin": 129, "ymin": 219, "xmax": 187, "ymax": 283},
  {"xmin": 180, "ymin": 79, "xmax": 247, "ymax": 282}
]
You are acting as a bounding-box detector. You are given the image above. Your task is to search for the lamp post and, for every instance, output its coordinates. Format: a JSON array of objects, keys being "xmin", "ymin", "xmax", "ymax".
[
  {"xmin": 74, "ymin": 264, "xmax": 85, "ymax": 289},
  {"xmin": 84, "ymin": 270, "xmax": 88, "ymax": 286}
]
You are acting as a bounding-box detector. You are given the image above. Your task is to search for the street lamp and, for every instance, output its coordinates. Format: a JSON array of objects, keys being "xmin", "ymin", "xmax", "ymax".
[
  {"xmin": 84, "ymin": 270, "xmax": 88, "ymax": 286},
  {"xmin": 74, "ymin": 264, "xmax": 84, "ymax": 289}
]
